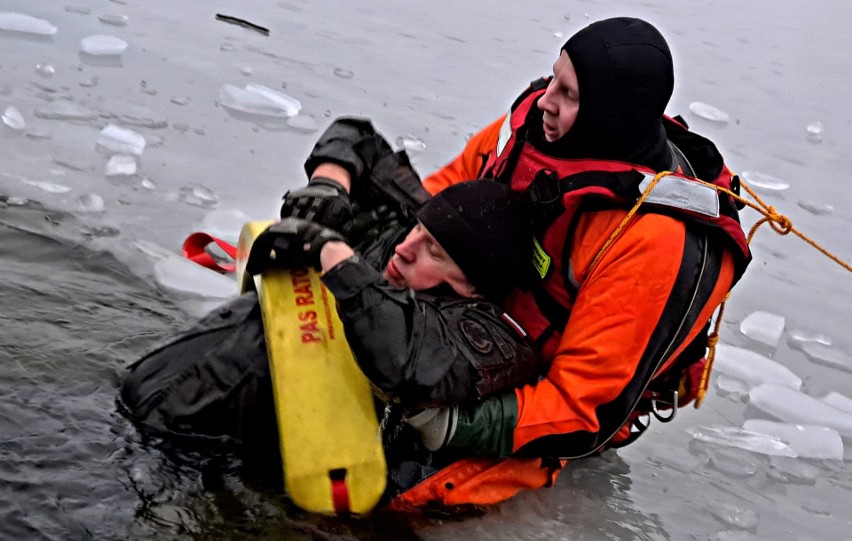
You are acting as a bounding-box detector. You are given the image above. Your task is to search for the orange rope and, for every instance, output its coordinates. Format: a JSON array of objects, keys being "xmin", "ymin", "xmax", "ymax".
[{"xmin": 587, "ymin": 171, "xmax": 851, "ymax": 409}]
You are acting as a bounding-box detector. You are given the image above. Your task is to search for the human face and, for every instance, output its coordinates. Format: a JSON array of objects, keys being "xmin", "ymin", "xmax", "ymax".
[
  {"xmin": 383, "ymin": 222, "xmax": 476, "ymax": 297},
  {"xmin": 537, "ymin": 50, "xmax": 580, "ymax": 142}
]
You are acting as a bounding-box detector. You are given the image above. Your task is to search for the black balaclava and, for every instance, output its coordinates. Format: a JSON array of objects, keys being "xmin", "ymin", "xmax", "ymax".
[
  {"xmin": 416, "ymin": 179, "xmax": 530, "ymax": 300},
  {"xmin": 540, "ymin": 17, "xmax": 674, "ymax": 171}
]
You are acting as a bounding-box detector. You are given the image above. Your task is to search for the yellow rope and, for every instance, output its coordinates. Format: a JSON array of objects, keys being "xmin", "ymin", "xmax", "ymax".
[{"xmin": 586, "ymin": 170, "xmax": 852, "ymax": 409}]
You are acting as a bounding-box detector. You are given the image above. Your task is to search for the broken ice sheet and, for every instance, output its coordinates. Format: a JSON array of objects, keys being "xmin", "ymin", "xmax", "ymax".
[
  {"xmin": 2, "ymin": 106, "xmax": 26, "ymax": 130},
  {"xmin": 33, "ymin": 101, "xmax": 98, "ymax": 122},
  {"xmin": 739, "ymin": 310, "xmax": 785, "ymax": 348},
  {"xmin": 76, "ymin": 193, "xmax": 105, "ymax": 213},
  {"xmin": 198, "ymin": 209, "xmax": 252, "ymax": 244},
  {"xmin": 0, "ymin": 12, "xmax": 58, "ymax": 35},
  {"xmin": 154, "ymin": 255, "xmax": 236, "ymax": 299},
  {"xmin": 821, "ymin": 391, "xmax": 852, "ymax": 415},
  {"xmin": 749, "ymin": 383, "xmax": 852, "ymax": 438},
  {"xmin": 689, "ymin": 101, "xmax": 730, "ymax": 123},
  {"xmin": 713, "ymin": 344, "xmax": 802, "ymax": 390},
  {"xmin": 739, "ymin": 170, "xmax": 790, "ymax": 191},
  {"xmin": 800, "ymin": 342, "xmax": 852, "ymax": 374},
  {"xmin": 715, "ymin": 374, "xmax": 750, "ymax": 402},
  {"xmin": 105, "ymin": 154, "xmax": 137, "ymax": 177},
  {"xmin": 687, "ymin": 426, "xmax": 796, "ymax": 457},
  {"xmin": 797, "ymin": 200, "xmax": 834, "ymax": 216},
  {"xmin": 787, "ymin": 327, "xmax": 832, "ymax": 350},
  {"xmin": 707, "ymin": 500, "xmax": 759, "ymax": 531},
  {"xmin": 98, "ymin": 14, "xmax": 129, "ymax": 27},
  {"xmin": 396, "ymin": 134, "xmax": 427, "ymax": 152},
  {"xmin": 742, "ymin": 419, "xmax": 843, "ymax": 461},
  {"xmin": 80, "ymin": 34, "xmax": 128, "ymax": 56},
  {"xmin": 218, "ymin": 84, "xmax": 301, "ymax": 118},
  {"xmin": 97, "ymin": 124, "xmax": 146, "ymax": 156},
  {"xmin": 23, "ymin": 180, "xmax": 72, "ymax": 193},
  {"xmin": 179, "ymin": 184, "xmax": 218, "ymax": 208}
]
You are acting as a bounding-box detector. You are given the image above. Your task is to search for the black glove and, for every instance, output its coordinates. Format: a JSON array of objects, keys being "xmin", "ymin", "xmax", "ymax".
[
  {"xmin": 279, "ymin": 177, "xmax": 353, "ymax": 235},
  {"xmin": 304, "ymin": 117, "xmax": 394, "ymax": 185},
  {"xmin": 359, "ymin": 150, "xmax": 431, "ymax": 214},
  {"xmin": 245, "ymin": 218, "xmax": 346, "ymax": 275}
]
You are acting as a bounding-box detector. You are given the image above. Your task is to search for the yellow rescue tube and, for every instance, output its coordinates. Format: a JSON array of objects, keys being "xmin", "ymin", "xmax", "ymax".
[{"xmin": 237, "ymin": 221, "xmax": 386, "ymax": 514}]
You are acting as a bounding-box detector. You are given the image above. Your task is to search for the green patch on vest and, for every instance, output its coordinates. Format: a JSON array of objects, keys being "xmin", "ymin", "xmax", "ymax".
[{"xmin": 532, "ymin": 237, "xmax": 551, "ymax": 279}]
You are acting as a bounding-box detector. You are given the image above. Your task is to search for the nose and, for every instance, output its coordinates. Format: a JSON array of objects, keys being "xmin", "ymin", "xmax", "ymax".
[
  {"xmin": 394, "ymin": 228, "xmax": 424, "ymax": 262},
  {"xmin": 538, "ymin": 84, "xmax": 557, "ymax": 115}
]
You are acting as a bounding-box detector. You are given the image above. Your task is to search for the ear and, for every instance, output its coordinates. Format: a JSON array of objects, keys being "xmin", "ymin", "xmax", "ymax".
[{"xmin": 447, "ymin": 279, "xmax": 480, "ymax": 299}]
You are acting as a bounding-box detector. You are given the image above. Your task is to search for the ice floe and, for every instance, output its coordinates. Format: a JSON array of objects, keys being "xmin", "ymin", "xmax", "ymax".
[
  {"xmin": 687, "ymin": 425, "xmax": 797, "ymax": 457},
  {"xmin": 154, "ymin": 255, "xmax": 236, "ymax": 299},
  {"xmin": 739, "ymin": 170, "xmax": 790, "ymax": 191},
  {"xmin": 713, "ymin": 344, "xmax": 802, "ymax": 390},
  {"xmin": 2, "ymin": 106, "xmax": 26, "ymax": 130},
  {"xmin": 33, "ymin": 101, "xmax": 98, "ymax": 121},
  {"xmin": 105, "ymin": 154, "xmax": 137, "ymax": 177},
  {"xmin": 218, "ymin": 84, "xmax": 301, "ymax": 118},
  {"xmin": 749, "ymin": 383, "xmax": 852, "ymax": 438},
  {"xmin": 821, "ymin": 391, "xmax": 852, "ymax": 415},
  {"xmin": 396, "ymin": 134, "xmax": 427, "ymax": 152},
  {"xmin": 689, "ymin": 101, "xmax": 730, "ymax": 123},
  {"xmin": 742, "ymin": 419, "xmax": 843, "ymax": 460},
  {"xmin": 739, "ymin": 310, "xmax": 785, "ymax": 348},
  {"xmin": 0, "ymin": 12, "xmax": 58, "ymax": 36},
  {"xmin": 97, "ymin": 124, "xmax": 146, "ymax": 156},
  {"xmin": 80, "ymin": 34, "xmax": 128, "ymax": 56}
]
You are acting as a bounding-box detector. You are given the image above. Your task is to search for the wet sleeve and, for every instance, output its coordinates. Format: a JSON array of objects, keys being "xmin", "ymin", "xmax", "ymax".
[
  {"xmin": 421, "ymin": 116, "xmax": 505, "ymax": 195},
  {"xmin": 321, "ymin": 257, "xmax": 539, "ymax": 408}
]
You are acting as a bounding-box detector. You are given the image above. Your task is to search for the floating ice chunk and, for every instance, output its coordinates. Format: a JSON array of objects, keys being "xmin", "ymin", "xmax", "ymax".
[
  {"xmin": 704, "ymin": 447, "xmax": 763, "ymax": 477},
  {"xmin": 199, "ymin": 209, "xmax": 253, "ymax": 244},
  {"xmin": 821, "ymin": 391, "xmax": 852, "ymax": 415},
  {"xmin": 713, "ymin": 344, "xmax": 802, "ymax": 390},
  {"xmin": 100, "ymin": 98, "xmax": 168, "ymax": 128},
  {"xmin": 800, "ymin": 342, "xmax": 852, "ymax": 373},
  {"xmin": 179, "ymin": 184, "xmax": 218, "ymax": 208},
  {"xmin": 219, "ymin": 84, "xmax": 297, "ymax": 118},
  {"xmin": 2, "ymin": 106, "xmax": 26, "ymax": 130},
  {"xmin": 65, "ymin": 5, "xmax": 92, "ymax": 15},
  {"xmin": 689, "ymin": 101, "xmax": 730, "ymax": 123},
  {"xmin": 98, "ymin": 14, "xmax": 128, "ymax": 27},
  {"xmin": 105, "ymin": 154, "xmax": 137, "ymax": 177},
  {"xmin": 749, "ymin": 383, "xmax": 852, "ymax": 438},
  {"xmin": 33, "ymin": 101, "xmax": 97, "ymax": 121},
  {"xmin": 707, "ymin": 500, "xmax": 759, "ymax": 531},
  {"xmin": 23, "ymin": 179, "xmax": 72, "ymax": 193},
  {"xmin": 743, "ymin": 419, "xmax": 843, "ymax": 460},
  {"xmin": 35, "ymin": 63, "xmax": 56, "ymax": 78},
  {"xmin": 796, "ymin": 200, "xmax": 834, "ymax": 216},
  {"xmin": 739, "ymin": 310, "xmax": 785, "ymax": 348},
  {"xmin": 0, "ymin": 12, "xmax": 58, "ymax": 35},
  {"xmin": 76, "ymin": 193, "xmax": 105, "ymax": 213},
  {"xmin": 806, "ymin": 121, "xmax": 824, "ymax": 144},
  {"xmin": 97, "ymin": 124, "xmax": 146, "ymax": 156},
  {"xmin": 767, "ymin": 456, "xmax": 820, "ymax": 485},
  {"xmin": 154, "ymin": 255, "xmax": 236, "ymax": 299},
  {"xmin": 244, "ymin": 84, "xmax": 301, "ymax": 116},
  {"xmin": 286, "ymin": 114, "xmax": 318, "ymax": 133},
  {"xmin": 687, "ymin": 426, "xmax": 796, "ymax": 457},
  {"xmin": 787, "ymin": 327, "xmax": 831, "ymax": 350},
  {"xmin": 739, "ymin": 170, "xmax": 790, "ymax": 191},
  {"xmin": 333, "ymin": 67, "xmax": 354, "ymax": 79},
  {"xmin": 396, "ymin": 135, "xmax": 427, "ymax": 152},
  {"xmin": 240, "ymin": 66, "xmax": 253, "ymax": 76},
  {"xmin": 716, "ymin": 374, "xmax": 750, "ymax": 402},
  {"xmin": 80, "ymin": 34, "xmax": 128, "ymax": 56},
  {"xmin": 79, "ymin": 76, "xmax": 98, "ymax": 88},
  {"xmin": 170, "ymin": 96, "xmax": 189, "ymax": 106},
  {"xmin": 52, "ymin": 153, "xmax": 89, "ymax": 171},
  {"xmin": 220, "ymin": 42, "xmax": 237, "ymax": 52}
]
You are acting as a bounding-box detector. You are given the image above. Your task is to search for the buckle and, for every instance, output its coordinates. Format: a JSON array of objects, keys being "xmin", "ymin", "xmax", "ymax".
[{"xmin": 650, "ymin": 389, "xmax": 678, "ymax": 423}]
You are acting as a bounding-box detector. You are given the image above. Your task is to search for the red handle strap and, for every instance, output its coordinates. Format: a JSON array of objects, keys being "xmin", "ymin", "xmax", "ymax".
[{"xmin": 181, "ymin": 232, "xmax": 238, "ymax": 273}]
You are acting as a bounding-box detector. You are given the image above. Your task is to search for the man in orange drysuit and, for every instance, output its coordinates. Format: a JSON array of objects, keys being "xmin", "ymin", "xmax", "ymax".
[{"xmin": 390, "ymin": 16, "xmax": 752, "ymax": 508}]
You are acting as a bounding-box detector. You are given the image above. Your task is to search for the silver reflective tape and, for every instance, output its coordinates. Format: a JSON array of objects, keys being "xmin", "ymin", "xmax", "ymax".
[
  {"xmin": 496, "ymin": 111, "xmax": 512, "ymax": 157},
  {"xmin": 638, "ymin": 172, "xmax": 720, "ymax": 218}
]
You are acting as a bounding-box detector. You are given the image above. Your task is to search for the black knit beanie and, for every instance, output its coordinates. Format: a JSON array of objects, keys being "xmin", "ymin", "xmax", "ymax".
[{"xmin": 415, "ymin": 180, "xmax": 530, "ymax": 299}]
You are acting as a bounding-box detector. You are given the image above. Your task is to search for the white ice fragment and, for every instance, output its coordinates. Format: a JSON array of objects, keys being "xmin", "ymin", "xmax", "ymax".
[
  {"xmin": 240, "ymin": 66, "xmax": 253, "ymax": 76},
  {"xmin": 179, "ymin": 184, "xmax": 218, "ymax": 208},
  {"xmin": 154, "ymin": 255, "xmax": 236, "ymax": 299},
  {"xmin": 713, "ymin": 344, "xmax": 802, "ymax": 390},
  {"xmin": 749, "ymin": 383, "xmax": 852, "ymax": 438},
  {"xmin": 396, "ymin": 135, "xmax": 427, "ymax": 152},
  {"xmin": 787, "ymin": 327, "xmax": 832, "ymax": 349},
  {"xmin": 739, "ymin": 170, "xmax": 790, "ymax": 191},
  {"xmin": 33, "ymin": 101, "xmax": 97, "ymax": 121},
  {"xmin": 767, "ymin": 456, "xmax": 821, "ymax": 485},
  {"xmin": 105, "ymin": 154, "xmax": 137, "ymax": 177},
  {"xmin": 687, "ymin": 425, "xmax": 797, "ymax": 457},
  {"xmin": 0, "ymin": 12, "xmax": 58, "ymax": 35},
  {"xmin": 333, "ymin": 67, "xmax": 354, "ymax": 79},
  {"xmin": 739, "ymin": 310, "xmax": 785, "ymax": 348},
  {"xmin": 140, "ymin": 177, "xmax": 156, "ymax": 190},
  {"xmin": 97, "ymin": 124, "xmax": 146, "ymax": 156},
  {"xmin": 743, "ymin": 419, "xmax": 843, "ymax": 461},
  {"xmin": 800, "ymin": 342, "xmax": 852, "ymax": 374},
  {"xmin": 80, "ymin": 34, "xmax": 128, "ymax": 56},
  {"xmin": 689, "ymin": 101, "xmax": 730, "ymax": 123},
  {"xmin": 219, "ymin": 84, "xmax": 295, "ymax": 118},
  {"xmin": 220, "ymin": 42, "xmax": 237, "ymax": 52},
  {"xmin": 170, "ymin": 96, "xmax": 189, "ymax": 106},
  {"xmin": 35, "ymin": 63, "xmax": 55, "ymax": 78},
  {"xmin": 2, "ymin": 106, "xmax": 26, "ymax": 130},
  {"xmin": 286, "ymin": 114, "xmax": 318, "ymax": 133},
  {"xmin": 23, "ymin": 179, "xmax": 72, "ymax": 193},
  {"xmin": 76, "ymin": 193, "xmax": 105, "ymax": 213},
  {"xmin": 796, "ymin": 200, "xmax": 834, "ymax": 216},
  {"xmin": 244, "ymin": 84, "xmax": 301, "ymax": 116},
  {"xmin": 198, "ymin": 209, "xmax": 253, "ymax": 244},
  {"xmin": 715, "ymin": 374, "xmax": 750, "ymax": 402},
  {"xmin": 79, "ymin": 76, "xmax": 99, "ymax": 88},
  {"xmin": 806, "ymin": 121, "xmax": 823, "ymax": 135},
  {"xmin": 554, "ymin": 31, "xmax": 564, "ymax": 39},
  {"xmin": 822, "ymin": 392, "xmax": 852, "ymax": 415},
  {"xmin": 98, "ymin": 14, "xmax": 128, "ymax": 27}
]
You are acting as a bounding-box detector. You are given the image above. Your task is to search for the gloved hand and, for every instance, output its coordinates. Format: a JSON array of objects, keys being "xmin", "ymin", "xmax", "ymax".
[
  {"xmin": 279, "ymin": 177, "xmax": 353, "ymax": 235},
  {"xmin": 404, "ymin": 407, "xmax": 458, "ymax": 452},
  {"xmin": 304, "ymin": 117, "xmax": 394, "ymax": 186},
  {"xmin": 245, "ymin": 218, "xmax": 346, "ymax": 275}
]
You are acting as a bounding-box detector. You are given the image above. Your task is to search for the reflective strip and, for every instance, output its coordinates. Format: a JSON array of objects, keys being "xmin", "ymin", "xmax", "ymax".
[
  {"xmin": 638, "ymin": 173, "xmax": 720, "ymax": 218},
  {"xmin": 496, "ymin": 111, "xmax": 513, "ymax": 157},
  {"xmin": 500, "ymin": 312, "xmax": 527, "ymax": 337}
]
